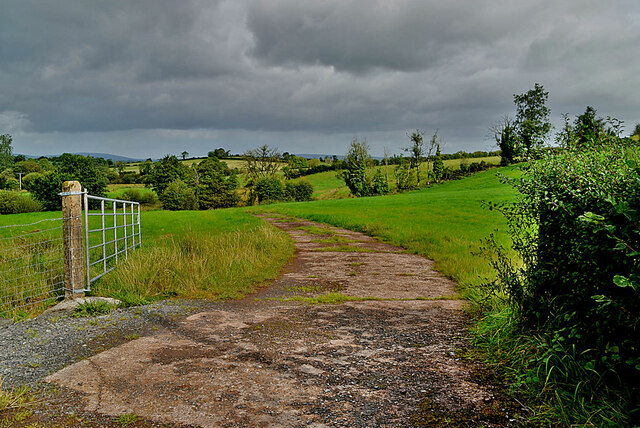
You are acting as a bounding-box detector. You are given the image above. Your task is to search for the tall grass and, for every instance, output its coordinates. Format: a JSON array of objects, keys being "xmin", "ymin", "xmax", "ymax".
[{"xmin": 92, "ymin": 221, "xmax": 293, "ymax": 305}]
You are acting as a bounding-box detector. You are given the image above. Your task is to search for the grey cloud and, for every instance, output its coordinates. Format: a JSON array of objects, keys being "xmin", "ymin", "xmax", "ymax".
[{"xmin": 1, "ymin": 0, "xmax": 639, "ymax": 157}]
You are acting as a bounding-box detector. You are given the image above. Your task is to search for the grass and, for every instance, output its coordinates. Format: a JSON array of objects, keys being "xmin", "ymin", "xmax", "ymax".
[
  {"xmin": 92, "ymin": 213, "xmax": 294, "ymax": 305},
  {"xmin": 69, "ymin": 300, "xmax": 116, "ymax": 317},
  {"xmin": 0, "ymin": 208, "xmax": 295, "ymax": 316},
  {"xmin": 311, "ymin": 236, "xmax": 358, "ymax": 244},
  {"xmin": 0, "ymin": 378, "xmax": 33, "ymax": 414}
]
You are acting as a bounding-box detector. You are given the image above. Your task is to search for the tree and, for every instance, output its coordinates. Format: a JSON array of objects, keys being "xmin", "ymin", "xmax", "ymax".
[
  {"xmin": 181, "ymin": 151, "xmax": 189, "ymax": 160},
  {"xmin": 208, "ymin": 148, "xmax": 230, "ymax": 159},
  {"xmin": 243, "ymin": 145, "xmax": 281, "ymax": 180},
  {"xmin": 573, "ymin": 106, "xmax": 606, "ymax": 148},
  {"xmin": 404, "ymin": 130, "xmax": 425, "ymax": 186},
  {"xmin": 0, "ymin": 134, "xmax": 13, "ymax": 172},
  {"xmin": 161, "ymin": 179, "xmax": 197, "ymax": 210},
  {"xmin": 425, "ymin": 130, "xmax": 439, "ymax": 184},
  {"xmin": 513, "ymin": 83, "xmax": 551, "ymax": 158},
  {"xmin": 630, "ymin": 123, "xmax": 640, "ymax": 139},
  {"xmin": 340, "ymin": 138, "xmax": 371, "ymax": 196},
  {"xmin": 114, "ymin": 161, "xmax": 127, "ymax": 174},
  {"xmin": 146, "ymin": 155, "xmax": 192, "ymax": 195},
  {"xmin": 194, "ymin": 157, "xmax": 239, "ymax": 209},
  {"xmin": 139, "ymin": 160, "xmax": 153, "ymax": 176},
  {"xmin": 432, "ymin": 144, "xmax": 444, "ymax": 182},
  {"xmin": 490, "ymin": 115, "xmax": 519, "ymax": 165}
]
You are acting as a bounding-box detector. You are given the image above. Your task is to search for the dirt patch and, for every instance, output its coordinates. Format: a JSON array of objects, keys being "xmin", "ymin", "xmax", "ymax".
[{"xmin": 41, "ymin": 216, "xmax": 522, "ymax": 427}]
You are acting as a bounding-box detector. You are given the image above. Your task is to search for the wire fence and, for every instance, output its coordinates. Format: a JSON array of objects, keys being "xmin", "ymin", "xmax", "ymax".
[
  {"xmin": 84, "ymin": 194, "xmax": 141, "ymax": 289},
  {"xmin": 0, "ymin": 217, "xmax": 66, "ymax": 317},
  {"xmin": 0, "ymin": 186, "xmax": 143, "ymax": 318}
]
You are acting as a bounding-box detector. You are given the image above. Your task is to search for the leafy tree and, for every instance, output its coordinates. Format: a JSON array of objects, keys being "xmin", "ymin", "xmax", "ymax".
[
  {"xmin": 339, "ymin": 138, "xmax": 372, "ymax": 197},
  {"xmin": 181, "ymin": 151, "xmax": 189, "ymax": 160},
  {"xmin": 370, "ymin": 169, "xmax": 389, "ymax": 195},
  {"xmin": 14, "ymin": 159, "xmax": 43, "ymax": 175},
  {"xmin": 630, "ymin": 123, "xmax": 640, "ymax": 139},
  {"xmin": 56, "ymin": 153, "xmax": 108, "ymax": 197},
  {"xmin": 513, "ymin": 83, "xmax": 551, "ymax": 158},
  {"xmin": 0, "ymin": 134, "xmax": 13, "ymax": 172},
  {"xmin": 114, "ymin": 161, "xmax": 127, "ymax": 174},
  {"xmin": 21, "ymin": 172, "xmax": 43, "ymax": 192},
  {"xmin": 161, "ymin": 179, "xmax": 197, "ymax": 210},
  {"xmin": 255, "ymin": 176, "xmax": 284, "ymax": 203},
  {"xmin": 432, "ymin": 144, "xmax": 444, "ymax": 182},
  {"xmin": 30, "ymin": 154, "xmax": 108, "ymax": 210},
  {"xmin": 394, "ymin": 161, "xmax": 416, "ymax": 191},
  {"xmin": 404, "ymin": 130, "xmax": 425, "ymax": 186},
  {"xmin": 194, "ymin": 157, "xmax": 239, "ymax": 209},
  {"xmin": 146, "ymin": 155, "xmax": 192, "ymax": 195},
  {"xmin": 490, "ymin": 115, "xmax": 519, "ymax": 165},
  {"xmin": 138, "ymin": 160, "xmax": 153, "ymax": 176},
  {"xmin": 243, "ymin": 145, "xmax": 281, "ymax": 204},
  {"xmin": 243, "ymin": 145, "xmax": 281, "ymax": 180},
  {"xmin": 209, "ymin": 148, "xmax": 230, "ymax": 159},
  {"xmin": 573, "ymin": 106, "xmax": 606, "ymax": 148}
]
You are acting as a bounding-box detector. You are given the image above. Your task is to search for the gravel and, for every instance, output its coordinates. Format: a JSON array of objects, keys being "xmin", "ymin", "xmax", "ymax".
[{"xmin": 0, "ymin": 299, "xmax": 211, "ymax": 388}]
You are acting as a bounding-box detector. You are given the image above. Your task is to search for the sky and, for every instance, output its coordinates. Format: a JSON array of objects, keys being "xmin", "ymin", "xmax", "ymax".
[{"xmin": 1, "ymin": 1, "xmax": 639, "ymax": 159}]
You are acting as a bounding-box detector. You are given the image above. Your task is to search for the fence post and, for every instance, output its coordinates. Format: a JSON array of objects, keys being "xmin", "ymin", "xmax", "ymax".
[{"xmin": 62, "ymin": 181, "xmax": 85, "ymax": 298}]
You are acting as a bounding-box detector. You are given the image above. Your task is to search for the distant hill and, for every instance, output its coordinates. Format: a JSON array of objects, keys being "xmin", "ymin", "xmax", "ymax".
[
  {"xmin": 19, "ymin": 152, "xmax": 145, "ymax": 162},
  {"xmin": 72, "ymin": 152, "xmax": 145, "ymax": 162}
]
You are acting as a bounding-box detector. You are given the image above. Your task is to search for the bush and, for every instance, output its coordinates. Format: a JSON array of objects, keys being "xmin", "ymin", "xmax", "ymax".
[
  {"xmin": 3, "ymin": 178, "xmax": 19, "ymax": 190},
  {"xmin": 21, "ymin": 172, "xmax": 43, "ymax": 192},
  {"xmin": 0, "ymin": 191, "xmax": 41, "ymax": 214},
  {"xmin": 284, "ymin": 180, "xmax": 313, "ymax": 202},
  {"xmin": 121, "ymin": 188, "xmax": 157, "ymax": 205},
  {"xmin": 486, "ymin": 136, "xmax": 640, "ymax": 422},
  {"xmin": 140, "ymin": 191, "xmax": 158, "ymax": 205},
  {"xmin": 255, "ymin": 177, "xmax": 284, "ymax": 203},
  {"xmin": 160, "ymin": 180, "xmax": 197, "ymax": 211}
]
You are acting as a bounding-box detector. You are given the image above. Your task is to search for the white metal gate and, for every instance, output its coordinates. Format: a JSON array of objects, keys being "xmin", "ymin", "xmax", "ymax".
[{"xmin": 83, "ymin": 192, "xmax": 141, "ymax": 290}]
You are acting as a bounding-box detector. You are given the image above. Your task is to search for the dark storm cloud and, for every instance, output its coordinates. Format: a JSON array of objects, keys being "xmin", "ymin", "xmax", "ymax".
[{"xmin": 1, "ymin": 0, "xmax": 639, "ymax": 157}]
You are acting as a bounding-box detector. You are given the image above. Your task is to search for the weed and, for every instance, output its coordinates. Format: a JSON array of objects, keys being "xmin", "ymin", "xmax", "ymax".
[
  {"xmin": 0, "ymin": 377, "xmax": 33, "ymax": 413},
  {"xmin": 311, "ymin": 236, "xmax": 358, "ymax": 244},
  {"xmin": 13, "ymin": 409, "xmax": 32, "ymax": 422},
  {"xmin": 70, "ymin": 300, "xmax": 115, "ymax": 318},
  {"xmin": 292, "ymin": 226, "xmax": 334, "ymax": 235},
  {"xmin": 116, "ymin": 412, "xmax": 139, "ymax": 427},
  {"xmin": 283, "ymin": 292, "xmax": 381, "ymax": 305},
  {"xmin": 124, "ymin": 334, "xmax": 140, "ymax": 341},
  {"xmin": 348, "ymin": 272, "xmax": 357, "ymax": 276},
  {"xmin": 312, "ymin": 245, "xmax": 377, "ymax": 253},
  {"xmin": 350, "ymin": 262, "xmax": 362, "ymax": 267}
]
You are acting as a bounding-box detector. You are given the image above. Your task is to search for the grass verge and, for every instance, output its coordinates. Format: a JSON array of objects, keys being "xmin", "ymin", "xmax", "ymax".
[{"xmin": 92, "ymin": 220, "xmax": 294, "ymax": 305}]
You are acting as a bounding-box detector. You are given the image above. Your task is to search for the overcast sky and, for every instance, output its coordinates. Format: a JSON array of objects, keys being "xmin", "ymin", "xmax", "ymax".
[{"xmin": 1, "ymin": 1, "xmax": 639, "ymax": 158}]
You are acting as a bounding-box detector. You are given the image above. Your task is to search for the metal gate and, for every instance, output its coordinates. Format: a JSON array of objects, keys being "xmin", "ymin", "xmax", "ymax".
[{"xmin": 83, "ymin": 192, "xmax": 141, "ymax": 290}]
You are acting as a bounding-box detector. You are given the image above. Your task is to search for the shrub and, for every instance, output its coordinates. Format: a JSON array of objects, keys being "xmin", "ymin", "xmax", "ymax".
[
  {"xmin": 255, "ymin": 177, "xmax": 284, "ymax": 203},
  {"xmin": 3, "ymin": 178, "xmax": 19, "ymax": 190},
  {"xmin": 140, "ymin": 191, "xmax": 158, "ymax": 205},
  {"xmin": 120, "ymin": 188, "xmax": 156, "ymax": 205},
  {"xmin": 21, "ymin": 172, "xmax": 43, "ymax": 192},
  {"xmin": 0, "ymin": 191, "xmax": 41, "ymax": 214},
  {"xmin": 284, "ymin": 180, "xmax": 313, "ymax": 202},
  {"xmin": 161, "ymin": 180, "xmax": 197, "ymax": 211},
  {"xmin": 486, "ymin": 134, "xmax": 640, "ymax": 422},
  {"xmin": 121, "ymin": 188, "xmax": 143, "ymax": 203}
]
